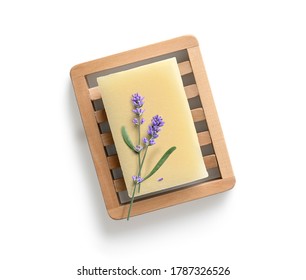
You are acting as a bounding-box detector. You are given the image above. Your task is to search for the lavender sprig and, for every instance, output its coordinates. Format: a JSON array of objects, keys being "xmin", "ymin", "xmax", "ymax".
[{"xmin": 122, "ymin": 93, "xmax": 176, "ymax": 220}]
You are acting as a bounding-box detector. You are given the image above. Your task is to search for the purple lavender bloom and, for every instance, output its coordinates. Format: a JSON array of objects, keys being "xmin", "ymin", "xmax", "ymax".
[
  {"xmin": 132, "ymin": 118, "xmax": 145, "ymax": 125},
  {"xmin": 149, "ymin": 138, "xmax": 156, "ymax": 145},
  {"xmin": 157, "ymin": 178, "xmax": 163, "ymax": 182},
  {"xmin": 147, "ymin": 115, "xmax": 164, "ymax": 144},
  {"xmin": 132, "ymin": 175, "xmax": 143, "ymax": 184},
  {"xmin": 133, "ymin": 108, "xmax": 145, "ymax": 116},
  {"xmin": 131, "ymin": 93, "xmax": 144, "ymax": 107},
  {"xmin": 152, "ymin": 115, "xmax": 165, "ymax": 127},
  {"xmin": 143, "ymin": 137, "xmax": 149, "ymax": 145},
  {"xmin": 147, "ymin": 125, "xmax": 159, "ymax": 139}
]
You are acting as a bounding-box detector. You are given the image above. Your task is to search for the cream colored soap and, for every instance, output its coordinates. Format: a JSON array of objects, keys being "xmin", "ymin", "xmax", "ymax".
[{"xmin": 97, "ymin": 58, "xmax": 208, "ymax": 197}]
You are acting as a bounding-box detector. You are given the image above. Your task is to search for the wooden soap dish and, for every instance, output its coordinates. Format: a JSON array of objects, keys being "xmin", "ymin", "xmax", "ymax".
[{"xmin": 70, "ymin": 35, "xmax": 235, "ymax": 219}]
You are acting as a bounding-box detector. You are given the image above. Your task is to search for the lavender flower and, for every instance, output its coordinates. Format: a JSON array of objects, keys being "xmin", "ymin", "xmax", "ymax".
[
  {"xmin": 133, "ymin": 118, "xmax": 145, "ymax": 125},
  {"xmin": 157, "ymin": 178, "xmax": 163, "ymax": 182},
  {"xmin": 133, "ymin": 108, "xmax": 145, "ymax": 116},
  {"xmin": 143, "ymin": 137, "xmax": 149, "ymax": 145},
  {"xmin": 131, "ymin": 93, "xmax": 144, "ymax": 107},
  {"xmin": 148, "ymin": 126, "xmax": 159, "ymax": 139},
  {"xmin": 143, "ymin": 137, "xmax": 155, "ymax": 145},
  {"xmin": 147, "ymin": 115, "xmax": 165, "ymax": 145},
  {"xmin": 132, "ymin": 175, "xmax": 143, "ymax": 184},
  {"xmin": 152, "ymin": 115, "xmax": 165, "ymax": 127}
]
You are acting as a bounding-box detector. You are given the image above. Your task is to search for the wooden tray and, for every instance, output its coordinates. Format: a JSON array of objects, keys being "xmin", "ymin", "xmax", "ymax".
[{"xmin": 70, "ymin": 35, "xmax": 235, "ymax": 219}]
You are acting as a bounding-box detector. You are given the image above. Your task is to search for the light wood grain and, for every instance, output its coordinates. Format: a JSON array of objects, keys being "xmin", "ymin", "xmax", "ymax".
[
  {"xmin": 178, "ymin": 61, "xmax": 192, "ymax": 76},
  {"xmin": 197, "ymin": 131, "xmax": 211, "ymax": 146},
  {"xmin": 95, "ymin": 109, "xmax": 107, "ymax": 123},
  {"xmin": 191, "ymin": 108, "xmax": 205, "ymax": 122},
  {"xmin": 185, "ymin": 84, "xmax": 199, "ymax": 99},
  {"xmin": 101, "ymin": 132, "xmax": 113, "ymax": 146},
  {"xmin": 71, "ymin": 76, "xmax": 119, "ymax": 211},
  {"xmin": 107, "ymin": 155, "xmax": 120, "ymax": 170},
  {"xmin": 88, "ymin": 87, "xmax": 101, "ymax": 101},
  {"xmin": 71, "ymin": 36, "xmax": 199, "ymax": 77},
  {"xmin": 203, "ymin": 154, "xmax": 218, "ymax": 169},
  {"xmin": 188, "ymin": 46, "xmax": 234, "ymax": 179},
  {"xmin": 113, "ymin": 178, "xmax": 126, "ymax": 192}
]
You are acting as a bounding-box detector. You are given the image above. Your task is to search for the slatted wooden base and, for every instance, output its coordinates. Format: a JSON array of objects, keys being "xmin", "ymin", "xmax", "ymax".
[{"xmin": 70, "ymin": 35, "xmax": 235, "ymax": 219}]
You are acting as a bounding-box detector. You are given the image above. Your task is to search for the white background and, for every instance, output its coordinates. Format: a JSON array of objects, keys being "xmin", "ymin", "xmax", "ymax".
[{"xmin": 1, "ymin": 1, "xmax": 305, "ymax": 279}]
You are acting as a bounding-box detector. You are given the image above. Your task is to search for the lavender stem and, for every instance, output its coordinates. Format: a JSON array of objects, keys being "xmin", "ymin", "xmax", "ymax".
[
  {"xmin": 137, "ymin": 115, "xmax": 142, "ymax": 192},
  {"xmin": 127, "ymin": 182, "xmax": 138, "ymax": 220},
  {"xmin": 138, "ymin": 146, "xmax": 149, "ymax": 192}
]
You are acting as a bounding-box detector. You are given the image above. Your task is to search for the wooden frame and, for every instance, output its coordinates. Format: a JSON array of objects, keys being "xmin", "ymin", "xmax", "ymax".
[{"xmin": 70, "ymin": 35, "xmax": 235, "ymax": 219}]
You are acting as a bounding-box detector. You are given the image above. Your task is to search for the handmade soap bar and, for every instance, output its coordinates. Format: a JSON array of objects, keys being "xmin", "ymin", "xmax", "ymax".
[{"xmin": 97, "ymin": 58, "xmax": 208, "ymax": 197}]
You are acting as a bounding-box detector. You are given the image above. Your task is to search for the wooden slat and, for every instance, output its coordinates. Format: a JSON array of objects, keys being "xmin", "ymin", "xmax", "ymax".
[
  {"xmin": 198, "ymin": 131, "xmax": 211, "ymax": 146},
  {"xmin": 71, "ymin": 76, "xmax": 120, "ymax": 211},
  {"xmin": 178, "ymin": 61, "xmax": 192, "ymax": 76},
  {"xmin": 95, "ymin": 109, "xmax": 107, "ymax": 123},
  {"xmin": 89, "ymin": 87, "xmax": 101, "ymax": 101},
  {"xmin": 191, "ymin": 108, "xmax": 205, "ymax": 122},
  {"xmin": 203, "ymin": 154, "xmax": 218, "ymax": 169},
  {"xmin": 188, "ymin": 46, "xmax": 234, "ymax": 179},
  {"xmin": 114, "ymin": 178, "xmax": 126, "ymax": 192},
  {"xmin": 185, "ymin": 84, "xmax": 199, "ymax": 99},
  {"xmin": 101, "ymin": 132, "xmax": 113, "ymax": 146},
  {"xmin": 107, "ymin": 155, "xmax": 120, "ymax": 169},
  {"xmin": 70, "ymin": 36, "xmax": 199, "ymax": 78}
]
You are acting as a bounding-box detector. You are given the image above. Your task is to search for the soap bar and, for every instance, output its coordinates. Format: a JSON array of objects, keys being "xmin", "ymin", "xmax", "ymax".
[{"xmin": 97, "ymin": 58, "xmax": 208, "ymax": 197}]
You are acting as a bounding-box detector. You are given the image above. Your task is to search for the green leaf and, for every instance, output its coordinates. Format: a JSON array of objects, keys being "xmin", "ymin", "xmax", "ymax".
[
  {"xmin": 121, "ymin": 126, "xmax": 135, "ymax": 152},
  {"xmin": 143, "ymin": 146, "xmax": 176, "ymax": 181}
]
